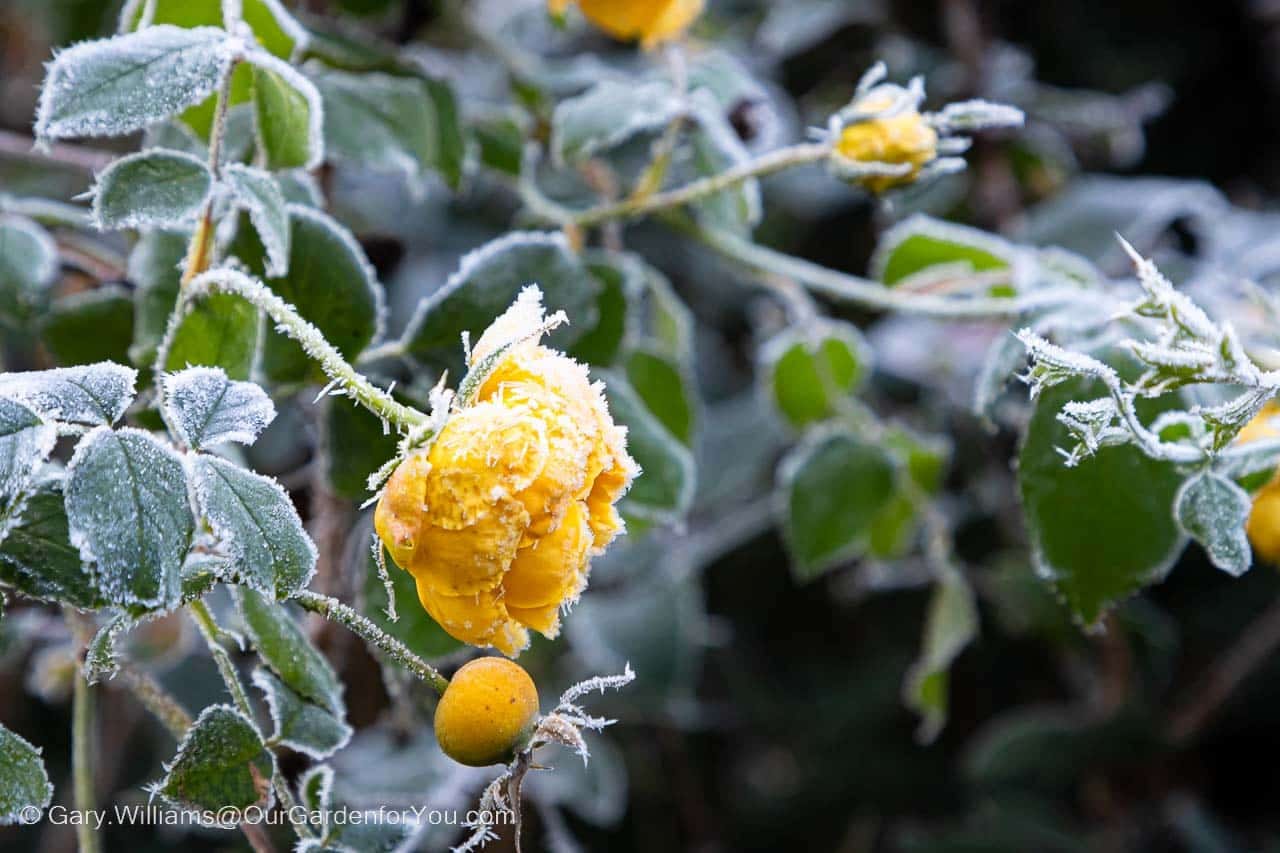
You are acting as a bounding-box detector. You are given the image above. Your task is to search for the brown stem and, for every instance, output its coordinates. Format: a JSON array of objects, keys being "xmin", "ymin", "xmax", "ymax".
[{"xmin": 1167, "ymin": 594, "xmax": 1280, "ymax": 742}]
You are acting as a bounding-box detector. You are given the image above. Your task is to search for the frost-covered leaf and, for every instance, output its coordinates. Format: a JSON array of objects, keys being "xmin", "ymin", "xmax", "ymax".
[
  {"xmin": 221, "ymin": 163, "xmax": 290, "ymax": 276},
  {"xmin": 236, "ymin": 588, "xmax": 343, "ymax": 715},
  {"xmin": 91, "ymin": 149, "xmax": 212, "ymax": 230},
  {"xmin": 66, "ymin": 427, "xmax": 192, "ymax": 610},
  {"xmin": 0, "ymin": 398, "xmax": 56, "ymax": 517},
  {"xmin": 760, "ymin": 319, "xmax": 871, "ymax": 430},
  {"xmin": 551, "ymin": 79, "xmax": 684, "ymax": 165},
  {"xmin": 40, "ymin": 286, "xmax": 134, "ymax": 367},
  {"xmin": 624, "ymin": 348, "xmax": 696, "ymax": 445},
  {"xmin": 0, "ymin": 475, "xmax": 102, "ymax": 610},
  {"xmin": 1175, "ymin": 471, "xmax": 1252, "ymax": 577},
  {"xmin": 872, "ymin": 214, "xmax": 1023, "ymax": 293},
  {"xmin": 156, "ymin": 704, "xmax": 273, "ymax": 819},
  {"xmin": 82, "ymin": 612, "xmax": 134, "ymax": 684},
  {"xmin": 250, "ymin": 54, "xmax": 324, "ymax": 171},
  {"xmin": 0, "ymin": 723, "xmax": 53, "ymax": 825},
  {"xmin": 192, "ymin": 456, "xmax": 315, "ymax": 598},
  {"xmin": 252, "ymin": 668, "xmax": 352, "ymax": 759},
  {"xmin": 903, "ymin": 569, "xmax": 978, "ymax": 743},
  {"xmin": 298, "ymin": 763, "xmax": 332, "ymax": 813},
  {"xmin": 569, "ymin": 252, "xmax": 639, "ymax": 367},
  {"xmin": 36, "ymin": 26, "xmax": 234, "ymax": 141},
  {"xmin": 602, "ymin": 371, "xmax": 694, "ymax": 522},
  {"xmin": 311, "ymin": 67, "xmax": 461, "ymax": 189},
  {"xmin": 0, "ymin": 363, "xmax": 137, "ymax": 426},
  {"xmin": 688, "ymin": 91, "xmax": 761, "ymax": 235},
  {"xmin": 400, "ymin": 231, "xmax": 595, "ymax": 368},
  {"xmin": 163, "ymin": 367, "xmax": 275, "ymax": 450},
  {"xmin": 164, "ymin": 293, "xmax": 260, "ymax": 381},
  {"xmin": 128, "ymin": 229, "xmax": 187, "ymax": 365},
  {"xmin": 0, "ymin": 215, "xmax": 58, "ymax": 325},
  {"xmin": 780, "ymin": 427, "xmax": 899, "ymax": 580},
  {"xmin": 1018, "ymin": 376, "xmax": 1186, "ymax": 626}
]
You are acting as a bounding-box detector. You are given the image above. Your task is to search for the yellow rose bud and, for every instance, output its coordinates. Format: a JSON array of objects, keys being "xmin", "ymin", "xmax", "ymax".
[
  {"xmin": 434, "ymin": 657, "xmax": 541, "ymax": 766},
  {"xmin": 374, "ymin": 289, "xmax": 638, "ymax": 656},
  {"xmin": 835, "ymin": 94, "xmax": 939, "ymax": 194},
  {"xmin": 1238, "ymin": 402, "xmax": 1280, "ymax": 565},
  {"xmin": 551, "ymin": 0, "xmax": 703, "ymax": 48}
]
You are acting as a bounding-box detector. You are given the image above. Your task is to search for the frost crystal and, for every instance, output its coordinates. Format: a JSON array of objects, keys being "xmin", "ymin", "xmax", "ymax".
[
  {"xmin": 162, "ymin": 366, "xmax": 276, "ymax": 450},
  {"xmin": 0, "ymin": 363, "xmax": 138, "ymax": 426},
  {"xmin": 36, "ymin": 26, "xmax": 236, "ymax": 142}
]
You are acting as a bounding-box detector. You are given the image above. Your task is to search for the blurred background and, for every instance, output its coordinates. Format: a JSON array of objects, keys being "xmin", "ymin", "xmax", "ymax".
[{"xmin": 6, "ymin": 1, "xmax": 1280, "ymax": 851}]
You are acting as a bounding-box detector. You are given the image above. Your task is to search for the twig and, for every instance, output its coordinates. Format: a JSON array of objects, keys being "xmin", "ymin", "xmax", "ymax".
[
  {"xmin": 291, "ymin": 590, "xmax": 450, "ymax": 695},
  {"xmin": 1167, "ymin": 594, "xmax": 1280, "ymax": 742}
]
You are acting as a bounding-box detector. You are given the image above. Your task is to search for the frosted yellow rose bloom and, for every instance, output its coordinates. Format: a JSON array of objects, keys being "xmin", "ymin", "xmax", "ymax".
[
  {"xmin": 550, "ymin": 0, "xmax": 703, "ymax": 48},
  {"xmin": 375, "ymin": 288, "xmax": 638, "ymax": 656},
  {"xmin": 1236, "ymin": 402, "xmax": 1280, "ymax": 565},
  {"xmin": 835, "ymin": 93, "xmax": 939, "ymax": 194}
]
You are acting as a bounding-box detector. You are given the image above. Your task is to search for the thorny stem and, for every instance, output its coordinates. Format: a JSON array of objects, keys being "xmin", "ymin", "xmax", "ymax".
[
  {"xmin": 186, "ymin": 268, "xmax": 431, "ymax": 431},
  {"xmin": 72, "ymin": 659, "xmax": 100, "ymax": 853},
  {"xmin": 291, "ymin": 590, "xmax": 451, "ymax": 695},
  {"xmin": 522, "ymin": 142, "xmax": 833, "ymax": 229},
  {"xmin": 676, "ymin": 215, "xmax": 1084, "ymax": 320},
  {"xmin": 188, "ymin": 599, "xmax": 315, "ymax": 841}
]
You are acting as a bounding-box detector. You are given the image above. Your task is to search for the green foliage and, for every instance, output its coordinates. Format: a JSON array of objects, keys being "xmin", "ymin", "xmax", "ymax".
[
  {"xmin": 164, "ymin": 293, "xmax": 260, "ymax": 380},
  {"xmin": 761, "ymin": 319, "xmax": 871, "ymax": 429},
  {"xmin": 0, "ymin": 216, "xmax": 57, "ymax": 326},
  {"xmin": 156, "ymin": 705, "xmax": 273, "ymax": 816},
  {"xmin": 90, "ymin": 149, "xmax": 212, "ymax": 230},
  {"xmin": 40, "ymin": 287, "xmax": 134, "ymax": 367},
  {"xmin": 603, "ymin": 371, "xmax": 695, "ymax": 522},
  {"xmin": 0, "ymin": 724, "xmax": 52, "ymax": 824}
]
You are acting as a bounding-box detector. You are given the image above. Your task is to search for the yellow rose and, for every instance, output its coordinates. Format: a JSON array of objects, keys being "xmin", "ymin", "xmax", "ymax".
[
  {"xmin": 375, "ymin": 289, "xmax": 638, "ymax": 656},
  {"xmin": 550, "ymin": 0, "xmax": 703, "ymax": 48},
  {"xmin": 1239, "ymin": 402, "xmax": 1280, "ymax": 565},
  {"xmin": 835, "ymin": 94, "xmax": 939, "ymax": 194}
]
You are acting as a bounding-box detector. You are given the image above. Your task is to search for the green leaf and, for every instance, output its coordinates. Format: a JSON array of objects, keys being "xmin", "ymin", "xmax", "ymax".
[
  {"xmin": 40, "ymin": 286, "xmax": 134, "ymax": 367},
  {"xmin": 128, "ymin": 229, "xmax": 188, "ymax": 365},
  {"xmin": 222, "ymin": 164, "xmax": 290, "ymax": 276},
  {"xmin": 761, "ymin": 319, "xmax": 871, "ymax": 430},
  {"xmin": 602, "ymin": 371, "xmax": 694, "ymax": 522},
  {"xmin": 688, "ymin": 91, "xmax": 761, "ymax": 236},
  {"xmin": 360, "ymin": 541, "xmax": 463, "ymax": 659},
  {"xmin": 0, "ymin": 215, "xmax": 58, "ymax": 326},
  {"xmin": 119, "ymin": 0, "xmax": 305, "ymax": 60},
  {"xmin": 0, "ymin": 723, "xmax": 53, "ymax": 824},
  {"xmin": 570, "ymin": 252, "xmax": 637, "ymax": 366},
  {"xmin": 35, "ymin": 26, "xmax": 234, "ymax": 141},
  {"xmin": 1018, "ymin": 377, "xmax": 1186, "ymax": 626},
  {"xmin": 90, "ymin": 149, "xmax": 212, "ymax": 230},
  {"xmin": 162, "ymin": 367, "xmax": 275, "ymax": 450},
  {"xmin": 192, "ymin": 455, "xmax": 316, "ymax": 598},
  {"xmin": 903, "ymin": 569, "xmax": 979, "ymax": 743},
  {"xmin": 235, "ymin": 587, "xmax": 343, "ymax": 714},
  {"xmin": 250, "ymin": 56, "xmax": 324, "ymax": 170},
  {"xmin": 0, "ymin": 475, "xmax": 103, "ymax": 610},
  {"xmin": 310, "ymin": 67, "xmax": 461, "ymax": 188},
  {"xmin": 624, "ymin": 348, "xmax": 696, "ymax": 445},
  {"xmin": 400, "ymin": 231, "xmax": 596, "ymax": 368},
  {"xmin": 1175, "ymin": 471, "xmax": 1252, "ymax": 577},
  {"xmin": 472, "ymin": 108, "xmax": 528, "ymax": 178},
  {"xmin": 0, "ymin": 363, "xmax": 137, "ymax": 426},
  {"xmin": 0, "ymin": 398, "xmax": 56, "ymax": 515},
  {"xmin": 551, "ymin": 79, "xmax": 683, "ymax": 165},
  {"xmin": 872, "ymin": 214, "xmax": 1020, "ymax": 290},
  {"xmin": 65, "ymin": 427, "xmax": 193, "ymax": 610},
  {"xmin": 779, "ymin": 428, "xmax": 898, "ymax": 580},
  {"xmin": 165, "ymin": 292, "xmax": 260, "ymax": 381},
  {"xmin": 252, "ymin": 668, "xmax": 352, "ymax": 759},
  {"xmin": 246, "ymin": 206, "xmax": 381, "ymax": 383},
  {"xmin": 157, "ymin": 704, "xmax": 273, "ymax": 818},
  {"xmin": 324, "ymin": 399, "xmax": 398, "ymax": 500}
]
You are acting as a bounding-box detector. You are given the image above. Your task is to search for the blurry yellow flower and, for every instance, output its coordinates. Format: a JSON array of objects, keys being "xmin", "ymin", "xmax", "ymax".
[
  {"xmin": 375, "ymin": 288, "xmax": 638, "ymax": 656},
  {"xmin": 835, "ymin": 93, "xmax": 939, "ymax": 194},
  {"xmin": 551, "ymin": 0, "xmax": 703, "ymax": 48},
  {"xmin": 1236, "ymin": 402, "xmax": 1280, "ymax": 565}
]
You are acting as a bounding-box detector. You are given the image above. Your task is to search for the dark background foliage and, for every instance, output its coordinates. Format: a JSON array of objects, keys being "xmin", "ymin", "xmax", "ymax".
[{"xmin": 5, "ymin": 1, "xmax": 1280, "ymax": 851}]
